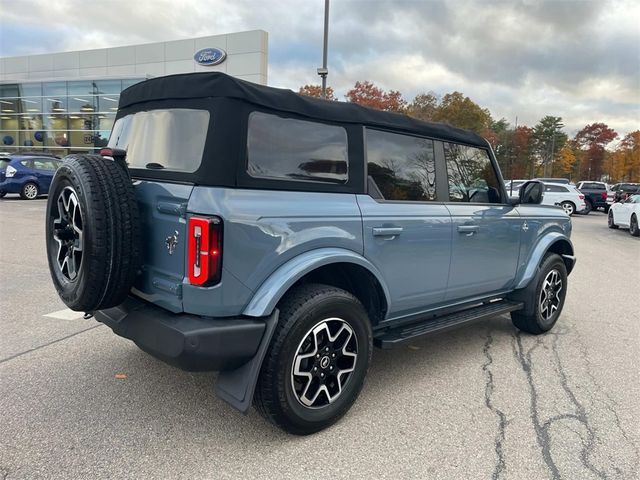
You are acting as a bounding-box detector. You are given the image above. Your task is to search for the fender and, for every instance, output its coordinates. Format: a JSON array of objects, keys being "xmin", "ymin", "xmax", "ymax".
[
  {"xmin": 514, "ymin": 232, "xmax": 575, "ymax": 290},
  {"xmin": 242, "ymin": 247, "xmax": 392, "ymax": 318}
]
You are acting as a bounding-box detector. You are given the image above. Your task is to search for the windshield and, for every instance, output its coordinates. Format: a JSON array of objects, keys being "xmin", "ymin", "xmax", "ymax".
[{"xmin": 108, "ymin": 109, "xmax": 210, "ymax": 173}]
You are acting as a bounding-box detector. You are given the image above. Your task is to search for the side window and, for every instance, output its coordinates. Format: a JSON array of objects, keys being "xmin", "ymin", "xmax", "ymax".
[
  {"xmin": 20, "ymin": 160, "xmax": 31, "ymax": 169},
  {"xmin": 247, "ymin": 111, "xmax": 348, "ymax": 184},
  {"xmin": 32, "ymin": 159, "xmax": 56, "ymax": 170},
  {"xmin": 444, "ymin": 143, "xmax": 502, "ymax": 203},
  {"xmin": 546, "ymin": 185, "xmax": 566, "ymax": 193},
  {"xmin": 365, "ymin": 129, "xmax": 436, "ymax": 201}
]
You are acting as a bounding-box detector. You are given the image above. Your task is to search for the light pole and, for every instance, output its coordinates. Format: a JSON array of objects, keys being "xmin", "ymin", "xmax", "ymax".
[{"xmin": 317, "ymin": 0, "xmax": 330, "ymax": 99}]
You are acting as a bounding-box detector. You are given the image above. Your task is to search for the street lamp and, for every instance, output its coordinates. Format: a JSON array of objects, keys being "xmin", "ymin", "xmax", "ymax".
[{"xmin": 317, "ymin": 0, "xmax": 330, "ymax": 99}]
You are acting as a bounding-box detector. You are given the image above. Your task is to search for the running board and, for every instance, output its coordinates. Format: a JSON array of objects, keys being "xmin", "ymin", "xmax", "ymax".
[{"xmin": 374, "ymin": 300, "xmax": 523, "ymax": 349}]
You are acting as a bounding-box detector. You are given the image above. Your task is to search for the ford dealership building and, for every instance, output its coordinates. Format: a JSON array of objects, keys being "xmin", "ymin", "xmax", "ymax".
[{"xmin": 0, "ymin": 30, "xmax": 268, "ymax": 155}]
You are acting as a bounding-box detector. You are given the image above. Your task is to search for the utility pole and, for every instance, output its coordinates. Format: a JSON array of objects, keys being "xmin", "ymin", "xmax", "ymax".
[
  {"xmin": 549, "ymin": 133, "xmax": 556, "ymax": 177},
  {"xmin": 317, "ymin": 0, "xmax": 330, "ymax": 99}
]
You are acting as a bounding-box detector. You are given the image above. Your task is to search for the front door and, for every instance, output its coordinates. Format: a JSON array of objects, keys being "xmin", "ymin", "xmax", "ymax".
[{"xmin": 442, "ymin": 142, "xmax": 522, "ymax": 301}]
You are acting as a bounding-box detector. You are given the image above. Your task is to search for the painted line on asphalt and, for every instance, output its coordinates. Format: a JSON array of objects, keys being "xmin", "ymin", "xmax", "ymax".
[{"xmin": 43, "ymin": 308, "xmax": 85, "ymax": 320}]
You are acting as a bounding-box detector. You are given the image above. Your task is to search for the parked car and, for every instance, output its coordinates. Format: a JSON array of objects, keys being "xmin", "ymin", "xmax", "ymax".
[
  {"xmin": 44, "ymin": 72, "xmax": 576, "ymax": 435},
  {"xmin": 505, "ymin": 179, "xmax": 528, "ymax": 197},
  {"xmin": 608, "ymin": 194, "xmax": 640, "ymax": 236},
  {"xmin": 610, "ymin": 183, "xmax": 640, "ymax": 203},
  {"xmin": 541, "ymin": 183, "xmax": 586, "ymax": 215},
  {"xmin": 0, "ymin": 153, "xmax": 62, "ymax": 199},
  {"xmin": 535, "ymin": 177, "xmax": 571, "ymax": 185},
  {"xmin": 576, "ymin": 181, "xmax": 609, "ymax": 213}
]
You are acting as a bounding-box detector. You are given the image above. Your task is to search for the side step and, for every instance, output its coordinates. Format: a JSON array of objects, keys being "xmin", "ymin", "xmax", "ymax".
[{"xmin": 374, "ymin": 300, "xmax": 523, "ymax": 349}]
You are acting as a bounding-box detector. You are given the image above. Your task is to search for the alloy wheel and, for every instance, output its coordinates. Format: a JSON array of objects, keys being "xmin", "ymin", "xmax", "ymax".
[
  {"xmin": 539, "ymin": 269, "xmax": 562, "ymax": 322},
  {"xmin": 52, "ymin": 186, "xmax": 83, "ymax": 281},
  {"xmin": 291, "ymin": 317, "xmax": 358, "ymax": 408},
  {"xmin": 23, "ymin": 183, "xmax": 38, "ymax": 199},
  {"xmin": 561, "ymin": 202, "xmax": 574, "ymax": 215}
]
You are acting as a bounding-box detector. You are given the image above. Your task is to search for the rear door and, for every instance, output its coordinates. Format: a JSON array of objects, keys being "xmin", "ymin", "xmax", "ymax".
[
  {"xmin": 443, "ymin": 142, "xmax": 522, "ymax": 301},
  {"xmin": 358, "ymin": 129, "xmax": 452, "ymax": 320},
  {"xmin": 107, "ymin": 108, "xmax": 209, "ymax": 312}
]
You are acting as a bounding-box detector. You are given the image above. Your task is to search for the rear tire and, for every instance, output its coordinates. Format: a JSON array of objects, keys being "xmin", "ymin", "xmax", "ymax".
[
  {"xmin": 510, "ymin": 253, "xmax": 567, "ymax": 335},
  {"xmin": 254, "ymin": 284, "xmax": 372, "ymax": 435},
  {"xmin": 604, "ymin": 205, "xmax": 610, "ymax": 214},
  {"xmin": 45, "ymin": 155, "xmax": 140, "ymax": 312},
  {"xmin": 20, "ymin": 182, "xmax": 39, "ymax": 200},
  {"xmin": 583, "ymin": 201, "xmax": 592, "ymax": 214},
  {"xmin": 608, "ymin": 210, "xmax": 619, "ymax": 229},
  {"xmin": 630, "ymin": 214, "xmax": 639, "ymax": 237},
  {"xmin": 0, "ymin": 191, "xmax": 6, "ymax": 198},
  {"xmin": 561, "ymin": 201, "xmax": 575, "ymax": 216}
]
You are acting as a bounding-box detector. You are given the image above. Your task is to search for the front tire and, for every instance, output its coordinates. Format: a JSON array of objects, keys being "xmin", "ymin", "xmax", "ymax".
[
  {"xmin": 254, "ymin": 284, "xmax": 372, "ymax": 435},
  {"xmin": 510, "ymin": 253, "xmax": 568, "ymax": 335},
  {"xmin": 561, "ymin": 201, "xmax": 575, "ymax": 216},
  {"xmin": 21, "ymin": 182, "xmax": 39, "ymax": 200},
  {"xmin": 583, "ymin": 201, "xmax": 592, "ymax": 214},
  {"xmin": 608, "ymin": 210, "xmax": 619, "ymax": 229},
  {"xmin": 630, "ymin": 214, "xmax": 639, "ymax": 237}
]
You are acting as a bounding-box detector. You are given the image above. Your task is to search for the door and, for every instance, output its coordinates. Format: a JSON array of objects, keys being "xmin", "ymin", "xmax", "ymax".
[
  {"xmin": 30, "ymin": 158, "xmax": 57, "ymax": 191},
  {"xmin": 443, "ymin": 142, "xmax": 522, "ymax": 301},
  {"xmin": 542, "ymin": 184, "xmax": 568, "ymax": 207},
  {"xmin": 359, "ymin": 129, "xmax": 452, "ymax": 320}
]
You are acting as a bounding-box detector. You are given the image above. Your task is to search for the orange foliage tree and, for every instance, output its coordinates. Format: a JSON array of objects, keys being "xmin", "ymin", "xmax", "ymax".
[
  {"xmin": 345, "ymin": 81, "xmax": 406, "ymax": 112},
  {"xmin": 298, "ymin": 84, "xmax": 337, "ymax": 101}
]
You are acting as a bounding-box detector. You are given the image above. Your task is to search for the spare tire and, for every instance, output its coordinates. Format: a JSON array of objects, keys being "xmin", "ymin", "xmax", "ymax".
[{"xmin": 46, "ymin": 154, "xmax": 140, "ymax": 312}]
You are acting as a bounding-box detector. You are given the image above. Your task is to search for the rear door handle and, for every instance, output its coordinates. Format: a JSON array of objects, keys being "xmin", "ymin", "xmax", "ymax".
[
  {"xmin": 457, "ymin": 225, "xmax": 479, "ymax": 236},
  {"xmin": 372, "ymin": 227, "xmax": 403, "ymax": 237}
]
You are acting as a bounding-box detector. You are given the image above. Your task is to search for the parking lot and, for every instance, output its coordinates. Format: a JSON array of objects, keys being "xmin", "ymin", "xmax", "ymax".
[{"xmin": 0, "ymin": 197, "xmax": 638, "ymax": 480}]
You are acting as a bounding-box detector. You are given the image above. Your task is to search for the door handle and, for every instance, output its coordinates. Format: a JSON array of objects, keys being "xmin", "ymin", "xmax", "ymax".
[
  {"xmin": 457, "ymin": 225, "xmax": 479, "ymax": 236},
  {"xmin": 372, "ymin": 227, "xmax": 403, "ymax": 237}
]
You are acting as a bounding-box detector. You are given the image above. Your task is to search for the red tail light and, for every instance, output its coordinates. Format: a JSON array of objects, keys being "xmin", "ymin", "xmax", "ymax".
[
  {"xmin": 601, "ymin": 191, "xmax": 607, "ymax": 200},
  {"xmin": 579, "ymin": 194, "xmax": 585, "ymax": 200},
  {"xmin": 187, "ymin": 216, "xmax": 222, "ymax": 286}
]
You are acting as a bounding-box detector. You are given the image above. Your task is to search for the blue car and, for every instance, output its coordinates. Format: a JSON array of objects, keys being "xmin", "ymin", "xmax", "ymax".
[{"xmin": 0, "ymin": 154, "xmax": 62, "ymax": 199}]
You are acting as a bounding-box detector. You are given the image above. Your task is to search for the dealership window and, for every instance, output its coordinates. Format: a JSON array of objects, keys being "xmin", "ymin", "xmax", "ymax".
[
  {"xmin": 247, "ymin": 112, "xmax": 348, "ymax": 184},
  {"xmin": 108, "ymin": 109, "xmax": 209, "ymax": 172},
  {"xmin": 444, "ymin": 143, "xmax": 502, "ymax": 203},
  {"xmin": 366, "ymin": 129, "xmax": 437, "ymax": 201}
]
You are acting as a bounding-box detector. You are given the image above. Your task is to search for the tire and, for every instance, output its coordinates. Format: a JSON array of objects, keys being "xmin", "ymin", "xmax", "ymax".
[
  {"xmin": 561, "ymin": 201, "xmax": 575, "ymax": 216},
  {"xmin": 583, "ymin": 201, "xmax": 592, "ymax": 214},
  {"xmin": 510, "ymin": 253, "xmax": 568, "ymax": 335},
  {"xmin": 608, "ymin": 210, "xmax": 619, "ymax": 229},
  {"xmin": 254, "ymin": 283, "xmax": 373, "ymax": 435},
  {"xmin": 45, "ymin": 154, "xmax": 140, "ymax": 312},
  {"xmin": 0, "ymin": 191, "xmax": 6, "ymax": 198},
  {"xmin": 604, "ymin": 205, "xmax": 610, "ymax": 214},
  {"xmin": 630, "ymin": 214, "xmax": 639, "ymax": 237},
  {"xmin": 20, "ymin": 182, "xmax": 39, "ymax": 200}
]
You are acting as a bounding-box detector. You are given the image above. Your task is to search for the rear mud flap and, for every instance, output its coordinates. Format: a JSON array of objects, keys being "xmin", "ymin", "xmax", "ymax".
[{"xmin": 214, "ymin": 309, "xmax": 279, "ymax": 413}]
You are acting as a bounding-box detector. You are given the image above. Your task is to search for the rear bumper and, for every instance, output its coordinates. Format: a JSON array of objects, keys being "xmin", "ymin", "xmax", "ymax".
[{"xmin": 94, "ymin": 296, "xmax": 268, "ymax": 371}]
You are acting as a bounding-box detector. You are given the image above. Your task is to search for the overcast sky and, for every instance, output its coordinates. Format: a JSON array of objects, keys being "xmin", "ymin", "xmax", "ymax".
[{"xmin": 1, "ymin": 0, "xmax": 638, "ymax": 138}]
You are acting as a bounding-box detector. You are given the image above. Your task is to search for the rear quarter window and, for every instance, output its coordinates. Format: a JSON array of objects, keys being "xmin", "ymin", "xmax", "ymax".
[{"xmin": 108, "ymin": 109, "xmax": 210, "ymax": 173}]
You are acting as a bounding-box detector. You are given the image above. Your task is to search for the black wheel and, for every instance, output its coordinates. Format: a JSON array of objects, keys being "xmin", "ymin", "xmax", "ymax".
[
  {"xmin": 0, "ymin": 191, "xmax": 6, "ymax": 198},
  {"xmin": 630, "ymin": 214, "xmax": 639, "ymax": 237},
  {"xmin": 604, "ymin": 205, "xmax": 610, "ymax": 214},
  {"xmin": 510, "ymin": 253, "xmax": 568, "ymax": 335},
  {"xmin": 46, "ymin": 154, "xmax": 140, "ymax": 312},
  {"xmin": 608, "ymin": 210, "xmax": 619, "ymax": 229},
  {"xmin": 20, "ymin": 182, "xmax": 39, "ymax": 200},
  {"xmin": 560, "ymin": 201, "xmax": 575, "ymax": 216},
  {"xmin": 583, "ymin": 201, "xmax": 592, "ymax": 214},
  {"xmin": 254, "ymin": 284, "xmax": 372, "ymax": 435}
]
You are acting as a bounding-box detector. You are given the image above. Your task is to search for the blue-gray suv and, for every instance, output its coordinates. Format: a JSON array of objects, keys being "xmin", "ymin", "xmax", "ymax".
[{"xmin": 45, "ymin": 73, "xmax": 575, "ymax": 434}]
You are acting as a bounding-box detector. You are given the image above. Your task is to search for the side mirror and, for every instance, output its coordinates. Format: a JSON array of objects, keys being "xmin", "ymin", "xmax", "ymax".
[{"xmin": 518, "ymin": 180, "xmax": 544, "ymax": 205}]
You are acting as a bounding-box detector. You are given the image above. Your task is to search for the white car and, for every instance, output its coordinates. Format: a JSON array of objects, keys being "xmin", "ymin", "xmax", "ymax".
[
  {"xmin": 542, "ymin": 183, "xmax": 587, "ymax": 216},
  {"xmin": 608, "ymin": 194, "xmax": 640, "ymax": 236}
]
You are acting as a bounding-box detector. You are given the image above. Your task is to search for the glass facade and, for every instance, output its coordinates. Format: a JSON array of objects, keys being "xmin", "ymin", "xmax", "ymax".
[{"xmin": 0, "ymin": 78, "xmax": 144, "ymax": 156}]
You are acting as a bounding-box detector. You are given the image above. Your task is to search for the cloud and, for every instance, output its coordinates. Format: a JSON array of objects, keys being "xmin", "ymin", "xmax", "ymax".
[{"xmin": 1, "ymin": 0, "xmax": 638, "ymax": 135}]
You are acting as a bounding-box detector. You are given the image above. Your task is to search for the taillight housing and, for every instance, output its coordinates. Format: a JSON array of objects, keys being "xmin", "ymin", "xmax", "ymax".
[
  {"xmin": 601, "ymin": 191, "xmax": 607, "ymax": 200},
  {"xmin": 579, "ymin": 194, "xmax": 585, "ymax": 200},
  {"xmin": 5, "ymin": 165, "xmax": 16, "ymax": 177},
  {"xmin": 187, "ymin": 216, "xmax": 223, "ymax": 286}
]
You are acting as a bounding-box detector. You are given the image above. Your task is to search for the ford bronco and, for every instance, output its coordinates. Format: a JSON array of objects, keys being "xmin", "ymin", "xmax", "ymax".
[{"xmin": 46, "ymin": 72, "xmax": 575, "ymax": 435}]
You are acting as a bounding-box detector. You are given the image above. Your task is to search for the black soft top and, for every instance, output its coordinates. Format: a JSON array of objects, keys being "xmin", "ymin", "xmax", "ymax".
[{"xmin": 119, "ymin": 72, "xmax": 487, "ymax": 148}]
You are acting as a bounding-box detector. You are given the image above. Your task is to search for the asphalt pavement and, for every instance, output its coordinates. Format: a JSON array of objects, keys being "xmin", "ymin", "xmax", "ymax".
[{"xmin": 0, "ymin": 197, "xmax": 638, "ymax": 480}]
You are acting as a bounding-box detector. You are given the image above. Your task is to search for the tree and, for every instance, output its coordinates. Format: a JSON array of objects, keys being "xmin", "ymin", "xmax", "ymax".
[
  {"xmin": 298, "ymin": 84, "xmax": 337, "ymax": 101},
  {"xmin": 406, "ymin": 92, "xmax": 439, "ymax": 121},
  {"xmin": 345, "ymin": 81, "xmax": 406, "ymax": 112},
  {"xmin": 609, "ymin": 131, "xmax": 640, "ymax": 182},
  {"xmin": 431, "ymin": 92, "xmax": 492, "ymax": 134},
  {"xmin": 574, "ymin": 123, "xmax": 618, "ymax": 180},
  {"xmin": 557, "ymin": 144, "xmax": 578, "ymax": 179},
  {"xmin": 532, "ymin": 116, "xmax": 567, "ymax": 177}
]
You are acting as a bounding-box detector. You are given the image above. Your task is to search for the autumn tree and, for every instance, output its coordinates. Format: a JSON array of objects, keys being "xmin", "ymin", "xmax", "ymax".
[
  {"xmin": 557, "ymin": 143, "xmax": 578, "ymax": 180},
  {"xmin": 573, "ymin": 122, "xmax": 618, "ymax": 180},
  {"xmin": 431, "ymin": 92, "xmax": 492, "ymax": 134},
  {"xmin": 512, "ymin": 126, "xmax": 535, "ymax": 179},
  {"xmin": 298, "ymin": 84, "xmax": 337, "ymax": 101},
  {"xmin": 405, "ymin": 92, "xmax": 439, "ymax": 121},
  {"xmin": 609, "ymin": 130, "xmax": 640, "ymax": 182},
  {"xmin": 532, "ymin": 116, "xmax": 567, "ymax": 177},
  {"xmin": 345, "ymin": 81, "xmax": 406, "ymax": 112}
]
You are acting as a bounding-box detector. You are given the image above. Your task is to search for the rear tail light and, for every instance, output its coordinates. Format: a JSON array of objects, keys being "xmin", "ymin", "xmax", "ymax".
[
  {"xmin": 187, "ymin": 216, "xmax": 222, "ymax": 286},
  {"xmin": 5, "ymin": 165, "xmax": 16, "ymax": 177},
  {"xmin": 579, "ymin": 194, "xmax": 585, "ymax": 200},
  {"xmin": 601, "ymin": 191, "xmax": 607, "ymax": 200}
]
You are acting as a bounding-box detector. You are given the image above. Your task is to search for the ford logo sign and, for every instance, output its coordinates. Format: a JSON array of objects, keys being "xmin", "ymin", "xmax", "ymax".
[{"xmin": 194, "ymin": 48, "xmax": 227, "ymax": 66}]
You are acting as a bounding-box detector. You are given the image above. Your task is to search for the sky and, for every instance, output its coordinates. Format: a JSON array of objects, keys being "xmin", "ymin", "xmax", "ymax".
[{"xmin": 1, "ymin": 0, "xmax": 638, "ymax": 138}]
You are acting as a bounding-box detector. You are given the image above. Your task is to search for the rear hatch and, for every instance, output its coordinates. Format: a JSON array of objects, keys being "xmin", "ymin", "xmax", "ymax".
[
  {"xmin": 0, "ymin": 158, "xmax": 11, "ymax": 183},
  {"xmin": 107, "ymin": 108, "xmax": 210, "ymax": 312}
]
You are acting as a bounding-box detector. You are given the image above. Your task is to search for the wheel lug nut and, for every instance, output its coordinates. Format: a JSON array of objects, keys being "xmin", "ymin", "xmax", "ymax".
[
  {"xmin": 330, "ymin": 366, "xmax": 333, "ymax": 370},
  {"xmin": 325, "ymin": 347, "xmax": 329, "ymax": 352},
  {"xmin": 313, "ymin": 367, "xmax": 318, "ymax": 372},
  {"xmin": 316, "ymin": 354, "xmax": 320, "ymax": 358},
  {"xmin": 331, "ymin": 353, "xmax": 335, "ymax": 358},
  {"xmin": 320, "ymin": 373, "xmax": 325, "ymax": 378}
]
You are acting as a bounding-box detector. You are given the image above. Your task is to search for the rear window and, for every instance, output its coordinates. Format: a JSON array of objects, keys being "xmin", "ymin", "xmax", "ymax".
[
  {"xmin": 0, "ymin": 159, "xmax": 10, "ymax": 171},
  {"xmin": 108, "ymin": 109, "xmax": 210, "ymax": 173},
  {"xmin": 247, "ymin": 112, "xmax": 348, "ymax": 184}
]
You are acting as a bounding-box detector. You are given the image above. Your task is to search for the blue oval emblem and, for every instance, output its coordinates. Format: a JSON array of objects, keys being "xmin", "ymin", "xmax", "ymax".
[{"xmin": 194, "ymin": 48, "xmax": 227, "ymax": 66}]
